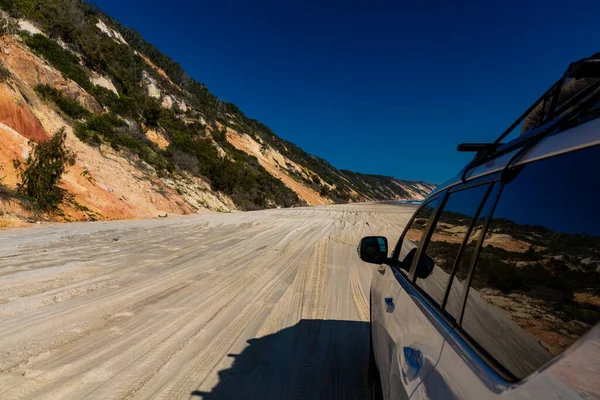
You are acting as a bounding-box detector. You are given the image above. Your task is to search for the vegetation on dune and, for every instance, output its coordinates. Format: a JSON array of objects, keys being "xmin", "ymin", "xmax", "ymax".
[
  {"xmin": 341, "ymin": 171, "xmax": 435, "ymax": 201},
  {"xmin": 24, "ymin": 33, "xmax": 91, "ymax": 90},
  {"xmin": 35, "ymin": 84, "xmax": 91, "ymax": 120},
  {"xmin": 75, "ymin": 113, "xmax": 175, "ymax": 174},
  {"xmin": 167, "ymin": 120, "xmax": 302, "ymax": 210}
]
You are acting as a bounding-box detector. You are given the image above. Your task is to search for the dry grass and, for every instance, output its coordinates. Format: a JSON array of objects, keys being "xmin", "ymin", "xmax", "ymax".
[{"xmin": 0, "ymin": 215, "xmax": 27, "ymax": 229}]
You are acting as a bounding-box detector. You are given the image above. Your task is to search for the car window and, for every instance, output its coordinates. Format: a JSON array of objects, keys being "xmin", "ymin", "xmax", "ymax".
[
  {"xmin": 461, "ymin": 145, "xmax": 600, "ymax": 380},
  {"xmin": 416, "ymin": 184, "xmax": 490, "ymax": 306},
  {"xmin": 397, "ymin": 197, "xmax": 442, "ymax": 264},
  {"xmin": 444, "ymin": 184, "xmax": 500, "ymax": 320}
]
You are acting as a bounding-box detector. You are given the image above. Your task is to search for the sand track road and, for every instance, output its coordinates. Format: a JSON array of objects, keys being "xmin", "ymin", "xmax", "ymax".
[{"xmin": 0, "ymin": 203, "xmax": 415, "ymax": 399}]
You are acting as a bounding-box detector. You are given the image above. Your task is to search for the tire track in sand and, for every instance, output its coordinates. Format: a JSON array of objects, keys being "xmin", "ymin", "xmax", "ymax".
[{"xmin": 0, "ymin": 204, "xmax": 416, "ymax": 399}]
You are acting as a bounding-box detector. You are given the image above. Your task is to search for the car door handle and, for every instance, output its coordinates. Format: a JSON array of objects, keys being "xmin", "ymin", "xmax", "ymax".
[
  {"xmin": 384, "ymin": 297, "xmax": 394, "ymax": 312},
  {"xmin": 401, "ymin": 346, "xmax": 423, "ymax": 381},
  {"xmin": 377, "ymin": 264, "xmax": 386, "ymax": 274}
]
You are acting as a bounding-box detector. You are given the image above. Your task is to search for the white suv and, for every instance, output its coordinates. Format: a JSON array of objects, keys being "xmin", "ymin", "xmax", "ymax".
[{"xmin": 359, "ymin": 55, "xmax": 600, "ymax": 399}]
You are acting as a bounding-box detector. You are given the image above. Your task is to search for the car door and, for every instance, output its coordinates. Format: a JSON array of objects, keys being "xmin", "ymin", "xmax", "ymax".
[
  {"xmin": 426, "ymin": 145, "xmax": 600, "ymax": 399},
  {"xmin": 376, "ymin": 196, "xmax": 443, "ymax": 399},
  {"xmin": 385, "ymin": 182, "xmax": 493, "ymax": 400},
  {"xmin": 371, "ymin": 256, "xmax": 404, "ymax": 397}
]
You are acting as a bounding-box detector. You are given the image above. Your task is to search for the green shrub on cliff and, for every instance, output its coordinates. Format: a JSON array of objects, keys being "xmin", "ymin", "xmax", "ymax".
[
  {"xmin": 35, "ymin": 84, "xmax": 90, "ymax": 120},
  {"xmin": 13, "ymin": 128, "xmax": 76, "ymax": 210}
]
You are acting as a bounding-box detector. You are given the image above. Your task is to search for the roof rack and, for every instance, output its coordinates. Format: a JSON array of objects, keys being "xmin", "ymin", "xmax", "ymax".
[
  {"xmin": 458, "ymin": 53, "xmax": 600, "ymax": 183},
  {"xmin": 565, "ymin": 56, "xmax": 600, "ymax": 79}
]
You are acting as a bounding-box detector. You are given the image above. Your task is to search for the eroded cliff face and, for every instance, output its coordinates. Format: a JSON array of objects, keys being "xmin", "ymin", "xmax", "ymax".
[
  {"xmin": 0, "ymin": 38, "xmax": 102, "ymax": 113},
  {"xmin": 0, "ymin": 82, "xmax": 48, "ymax": 141},
  {"xmin": 0, "ymin": 32, "xmax": 234, "ymax": 227},
  {"xmin": 0, "ymin": 13, "xmax": 434, "ymax": 228}
]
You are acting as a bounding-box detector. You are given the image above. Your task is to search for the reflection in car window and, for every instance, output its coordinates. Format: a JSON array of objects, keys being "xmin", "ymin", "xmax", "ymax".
[
  {"xmin": 522, "ymin": 78, "xmax": 599, "ymax": 134},
  {"xmin": 398, "ymin": 197, "xmax": 441, "ymax": 264},
  {"xmin": 501, "ymin": 78, "xmax": 600, "ymax": 143},
  {"xmin": 445, "ymin": 184, "xmax": 499, "ymax": 320},
  {"xmin": 417, "ymin": 184, "xmax": 490, "ymax": 306},
  {"xmin": 461, "ymin": 145, "xmax": 600, "ymax": 380}
]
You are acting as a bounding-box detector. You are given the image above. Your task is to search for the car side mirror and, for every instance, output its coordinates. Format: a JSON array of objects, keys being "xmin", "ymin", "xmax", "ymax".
[
  {"xmin": 399, "ymin": 247, "xmax": 434, "ymax": 278},
  {"xmin": 358, "ymin": 236, "xmax": 388, "ymax": 264}
]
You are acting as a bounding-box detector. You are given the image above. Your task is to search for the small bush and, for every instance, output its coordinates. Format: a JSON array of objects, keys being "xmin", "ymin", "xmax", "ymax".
[
  {"xmin": 35, "ymin": 84, "xmax": 90, "ymax": 119},
  {"xmin": 0, "ymin": 15, "xmax": 18, "ymax": 36},
  {"xmin": 13, "ymin": 128, "xmax": 76, "ymax": 210},
  {"xmin": 89, "ymin": 85, "xmax": 137, "ymax": 118},
  {"xmin": 141, "ymin": 97, "xmax": 164, "ymax": 126},
  {"xmin": 170, "ymin": 149, "xmax": 199, "ymax": 175},
  {"xmin": 74, "ymin": 113, "xmax": 126, "ymax": 148},
  {"xmin": 0, "ymin": 60, "xmax": 10, "ymax": 82}
]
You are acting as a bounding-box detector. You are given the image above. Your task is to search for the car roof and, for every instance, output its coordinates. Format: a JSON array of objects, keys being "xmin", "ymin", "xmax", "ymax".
[{"xmin": 429, "ymin": 115, "xmax": 600, "ymax": 197}]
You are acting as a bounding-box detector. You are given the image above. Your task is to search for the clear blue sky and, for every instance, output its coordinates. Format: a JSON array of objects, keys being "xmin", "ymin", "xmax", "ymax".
[{"xmin": 92, "ymin": 0, "xmax": 600, "ymax": 183}]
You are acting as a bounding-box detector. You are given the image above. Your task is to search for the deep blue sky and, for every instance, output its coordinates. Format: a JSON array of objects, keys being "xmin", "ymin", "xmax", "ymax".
[{"xmin": 92, "ymin": 0, "xmax": 600, "ymax": 183}]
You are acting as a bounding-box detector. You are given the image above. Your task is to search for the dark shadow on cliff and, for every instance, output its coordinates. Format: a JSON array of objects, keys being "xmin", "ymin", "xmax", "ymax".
[{"xmin": 191, "ymin": 319, "xmax": 371, "ymax": 400}]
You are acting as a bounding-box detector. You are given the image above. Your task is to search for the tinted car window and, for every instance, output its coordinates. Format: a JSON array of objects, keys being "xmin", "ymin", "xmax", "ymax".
[
  {"xmin": 444, "ymin": 184, "xmax": 500, "ymax": 320},
  {"xmin": 461, "ymin": 145, "xmax": 600, "ymax": 380},
  {"xmin": 416, "ymin": 184, "xmax": 490, "ymax": 306},
  {"xmin": 398, "ymin": 197, "xmax": 441, "ymax": 264}
]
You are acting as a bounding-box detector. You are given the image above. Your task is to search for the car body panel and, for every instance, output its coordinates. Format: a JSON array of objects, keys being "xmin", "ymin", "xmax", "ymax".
[
  {"xmin": 371, "ymin": 263, "xmax": 400, "ymax": 396},
  {"xmin": 384, "ymin": 269, "xmax": 453, "ymax": 400},
  {"xmin": 427, "ymin": 324, "xmax": 600, "ymax": 399}
]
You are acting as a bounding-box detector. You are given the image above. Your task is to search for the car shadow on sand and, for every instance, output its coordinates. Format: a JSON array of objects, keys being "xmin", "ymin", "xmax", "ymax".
[{"xmin": 191, "ymin": 319, "xmax": 371, "ymax": 400}]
